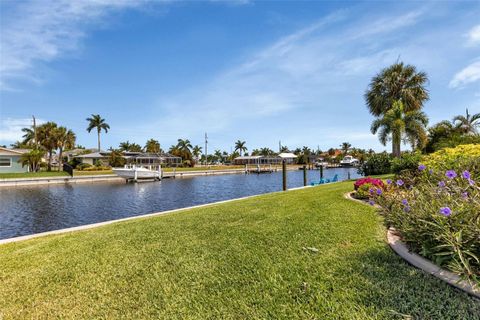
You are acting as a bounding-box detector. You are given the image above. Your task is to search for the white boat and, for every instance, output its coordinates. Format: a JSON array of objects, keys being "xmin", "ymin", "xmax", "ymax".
[
  {"xmin": 339, "ymin": 155, "xmax": 359, "ymax": 167},
  {"xmin": 314, "ymin": 161, "xmax": 328, "ymax": 168},
  {"xmin": 113, "ymin": 165, "xmax": 161, "ymax": 181}
]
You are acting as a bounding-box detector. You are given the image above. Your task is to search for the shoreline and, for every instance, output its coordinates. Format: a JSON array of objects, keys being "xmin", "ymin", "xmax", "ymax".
[
  {"xmin": 0, "ymin": 184, "xmax": 311, "ymax": 245},
  {"xmin": 0, "ymin": 166, "xmax": 315, "ymax": 187}
]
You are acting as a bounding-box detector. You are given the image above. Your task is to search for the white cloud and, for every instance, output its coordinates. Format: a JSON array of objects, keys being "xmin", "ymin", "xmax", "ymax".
[
  {"xmin": 0, "ymin": 118, "xmax": 45, "ymax": 143},
  {"xmin": 0, "ymin": 0, "xmax": 147, "ymax": 90},
  {"xmin": 449, "ymin": 60, "xmax": 480, "ymax": 88},
  {"xmin": 466, "ymin": 24, "xmax": 480, "ymax": 47},
  {"xmin": 148, "ymin": 10, "xmax": 424, "ymax": 140}
]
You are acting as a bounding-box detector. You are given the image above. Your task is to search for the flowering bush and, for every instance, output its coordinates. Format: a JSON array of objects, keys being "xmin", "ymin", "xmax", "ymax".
[
  {"xmin": 372, "ymin": 166, "xmax": 480, "ymax": 284},
  {"xmin": 354, "ymin": 177, "xmax": 384, "ymax": 191}
]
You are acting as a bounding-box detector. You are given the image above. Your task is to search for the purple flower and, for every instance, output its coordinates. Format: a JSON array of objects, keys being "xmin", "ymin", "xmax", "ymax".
[
  {"xmin": 429, "ymin": 169, "xmax": 434, "ymax": 174},
  {"xmin": 386, "ymin": 179, "xmax": 392, "ymax": 185},
  {"xmin": 401, "ymin": 199, "xmax": 408, "ymax": 206},
  {"xmin": 376, "ymin": 189, "xmax": 383, "ymax": 195},
  {"xmin": 461, "ymin": 192, "xmax": 468, "ymax": 199},
  {"xmin": 468, "ymin": 179, "xmax": 475, "ymax": 186},
  {"xmin": 369, "ymin": 188, "xmax": 374, "ymax": 194},
  {"xmin": 418, "ymin": 164, "xmax": 426, "ymax": 171},
  {"xmin": 368, "ymin": 200, "xmax": 375, "ymax": 206},
  {"xmin": 396, "ymin": 179, "xmax": 404, "ymax": 187},
  {"xmin": 439, "ymin": 207, "xmax": 452, "ymax": 217},
  {"xmin": 462, "ymin": 170, "xmax": 471, "ymax": 180},
  {"xmin": 445, "ymin": 170, "xmax": 457, "ymax": 179},
  {"xmin": 403, "ymin": 206, "xmax": 411, "ymax": 212},
  {"xmin": 438, "ymin": 181, "xmax": 446, "ymax": 188}
]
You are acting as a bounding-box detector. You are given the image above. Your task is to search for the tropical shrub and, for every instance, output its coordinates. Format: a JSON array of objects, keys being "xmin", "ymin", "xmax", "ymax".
[
  {"xmin": 422, "ymin": 144, "xmax": 480, "ymax": 172},
  {"xmin": 391, "ymin": 152, "xmax": 422, "ymax": 174},
  {"xmin": 371, "ymin": 165, "xmax": 480, "ymax": 284},
  {"xmin": 357, "ymin": 152, "xmax": 392, "ymax": 176},
  {"xmin": 354, "ymin": 177, "xmax": 384, "ymax": 190},
  {"xmin": 76, "ymin": 163, "xmax": 92, "ymax": 170}
]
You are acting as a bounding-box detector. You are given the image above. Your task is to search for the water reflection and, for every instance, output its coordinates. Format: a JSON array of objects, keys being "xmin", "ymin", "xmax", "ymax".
[{"xmin": 0, "ymin": 168, "xmax": 360, "ymax": 239}]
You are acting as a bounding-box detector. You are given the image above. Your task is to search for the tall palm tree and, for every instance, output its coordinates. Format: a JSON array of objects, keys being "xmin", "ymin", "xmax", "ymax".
[
  {"xmin": 56, "ymin": 127, "xmax": 76, "ymax": 170},
  {"xmin": 21, "ymin": 127, "xmax": 35, "ymax": 146},
  {"xmin": 145, "ymin": 139, "xmax": 161, "ymax": 153},
  {"xmin": 365, "ymin": 62, "xmax": 429, "ymax": 117},
  {"xmin": 340, "ymin": 142, "xmax": 351, "ymax": 155},
  {"xmin": 371, "ymin": 100, "xmax": 428, "ymax": 157},
  {"xmin": 86, "ymin": 114, "xmax": 110, "ymax": 151},
  {"xmin": 453, "ymin": 108, "xmax": 480, "ymax": 135},
  {"xmin": 234, "ymin": 140, "xmax": 247, "ymax": 156},
  {"xmin": 37, "ymin": 122, "xmax": 59, "ymax": 171}
]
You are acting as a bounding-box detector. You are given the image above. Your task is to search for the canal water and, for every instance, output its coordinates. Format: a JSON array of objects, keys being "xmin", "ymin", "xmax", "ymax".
[{"xmin": 0, "ymin": 168, "xmax": 361, "ymax": 240}]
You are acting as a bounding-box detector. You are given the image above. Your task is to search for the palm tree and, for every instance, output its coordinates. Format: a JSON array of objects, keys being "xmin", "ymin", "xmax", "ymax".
[
  {"xmin": 259, "ymin": 147, "xmax": 274, "ymax": 156},
  {"xmin": 18, "ymin": 149, "xmax": 43, "ymax": 172},
  {"xmin": 453, "ymin": 108, "xmax": 480, "ymax": 135},
  {"xmin": 21, "ymin": 127, "xmax": 35, "ymax": 146},
  {"xmin": 108, "ymin": 149, "xmax": 125, "ymax": 167},
  {"xmin": 119, "ymin": 141, "xmax": 132, "ymax": 152},
  {"xmin": 234, "ymin": 140, "xmax": 247, "ymax": 156},
  {"xmin": 176, "ymin": 139, "xmax": 192, "ymax": 153},
  {"xmin": 214, "ymin": 149, "xmax": 223, "ymax": 162},
  {"xmin": 301, "ymin": 146, "xmax": 311, "ymax": 155},
  {"xmin": 371, "ymin": 100, "xmax": 428, "ymax": 157},
  {"xmin": 192, "ymin": 145, "xmax": 202, "ymax": 160},
  {"xmin": 365, "ymin": 62, "xmax": 429, "ymax": 116},
  {"xmin": 145, "ymin": 139, "xmax": 161, "ymax": 153},
  {"xmin": 37, "ymin": 122, "xmax": 59, "ymax": 171},
  {"xmin": 56, "ymin": 127, "xmax": 76, "ymax": 170},
  {"xmin": 280, "ymin": 146, "xmax": 289, "ymax": 153},
  {"xmin": 340, "ymin": 142, "xmax": 351, "ymax": 155},
  {"xmin": 86, "ymin": 114, "xmax": 110, "ymax": 151}
]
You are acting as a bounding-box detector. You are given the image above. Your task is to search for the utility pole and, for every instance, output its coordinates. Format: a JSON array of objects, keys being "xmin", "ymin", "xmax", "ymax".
[
  {"xmin": 32, "ymin": 115, "xmax": 37, "ymax": 147},
  {"xmin": 204, "ymin": 132, "xmax": 208, "ymax": 166}
]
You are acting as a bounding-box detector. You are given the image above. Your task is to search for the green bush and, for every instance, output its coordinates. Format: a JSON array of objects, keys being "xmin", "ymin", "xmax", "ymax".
[
  {"xmin": 391, "ymin": 152, "xmax": 422, "ymax": 174},
  {"xmin": 82, "ymin": 165, "xmax": 111, "ymax": 171},
  {"xmin": 372, "ymin": 150, "xmax": 480, "ymax": 284},
  {"xmin": 76, "ymin": 163, "xmax": 92, "ymax": 170},
  {"xmin": 357, "ymin": 152, "xmax": 392, "ymax": 176},
  {"xmin": 353, "ymin": 183, "xmax": 375, "ymax": 200}
]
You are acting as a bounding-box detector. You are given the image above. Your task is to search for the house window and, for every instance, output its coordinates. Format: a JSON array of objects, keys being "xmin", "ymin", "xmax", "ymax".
[{"xmin": 0, "ymin": 158, "xmax": 12, "ymax": 167}]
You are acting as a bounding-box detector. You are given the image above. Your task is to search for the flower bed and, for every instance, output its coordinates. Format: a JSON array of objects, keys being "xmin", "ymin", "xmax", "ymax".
[{"xmin": 353, "ymin": 145, "xmax": 480, "ymax": 285}]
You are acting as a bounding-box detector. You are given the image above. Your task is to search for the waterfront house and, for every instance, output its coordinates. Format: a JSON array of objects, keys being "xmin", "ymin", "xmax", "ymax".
[
  {"xmin": 0, "ymin": 147, "xmax": 30, "ymax": 173},
  {"xmin": 278, "ymin": 152, "xmax": 298, "ymax": 164},
  {"xmin": 234, "ymin": 153, "xmax": 298, "ymax": 166},
  {"xmin": 75, "ymin": 151, "xmax": 110, "ymax": 166}
]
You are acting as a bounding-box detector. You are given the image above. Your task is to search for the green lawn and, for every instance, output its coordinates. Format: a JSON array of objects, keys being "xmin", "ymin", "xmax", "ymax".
[
  {"xmin": 0, "ymin": 171, "xmax": 69, "ymax": 179},
  {"xmin": 0, "ymin": 182, "xmax": 478, "ymax": 319}
]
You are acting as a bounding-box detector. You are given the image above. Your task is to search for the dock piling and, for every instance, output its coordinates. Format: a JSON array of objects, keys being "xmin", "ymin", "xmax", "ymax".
[
  {"xmin": 303, "ymin": 165, "xmax": 307, "ymax": 186},
  {"xmin": 282, "ymin": 159, "xmax": 287, "ymax": 191}
]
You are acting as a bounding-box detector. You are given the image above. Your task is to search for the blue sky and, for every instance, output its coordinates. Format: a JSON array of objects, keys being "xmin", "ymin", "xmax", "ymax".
[{"xmin": 0, "ymin": 0, "xmax": 479, "ymax": 153}]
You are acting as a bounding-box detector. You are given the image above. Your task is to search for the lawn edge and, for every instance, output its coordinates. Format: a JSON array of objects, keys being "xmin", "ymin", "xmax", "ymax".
[
  {"xmin": 0, "ymin": 185, "xmax": 312, "ymax": 246},
  {"xmin": 344, "ymin": 191, "xmax": 480, "ymax": 299}
]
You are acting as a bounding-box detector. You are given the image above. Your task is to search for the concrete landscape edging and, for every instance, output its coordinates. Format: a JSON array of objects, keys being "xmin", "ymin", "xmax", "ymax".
[{"xmin": 344, "ymin": 191, "xmax": 480, "ymax": 299}]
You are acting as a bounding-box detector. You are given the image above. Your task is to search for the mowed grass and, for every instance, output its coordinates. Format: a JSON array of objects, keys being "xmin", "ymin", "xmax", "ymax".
[
  {"xmin": 0, "ymin": 171, "xmax": 69, "ymax": 179},
  {"xmin": 0, "ymin": 182, "xmax": 478, "ymax": 319}
]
